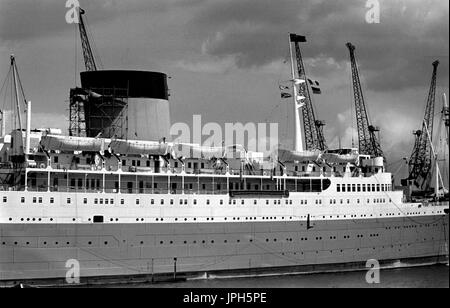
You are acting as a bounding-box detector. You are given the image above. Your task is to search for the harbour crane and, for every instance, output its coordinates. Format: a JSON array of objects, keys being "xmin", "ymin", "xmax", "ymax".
[
  {"xmin": 78, "ymin": 7, "xmax": 98, "ymax": 71},
  {"xmin": 404, "ymin": 61, "xmax": 440, "ymax": 192},
  {"xmin": 289, "ymin": 34, "xmax": 327, "ymax": 152},
  {"xmin": 346, "ymin": 43, "xmax": 384, "ymax": 158}
]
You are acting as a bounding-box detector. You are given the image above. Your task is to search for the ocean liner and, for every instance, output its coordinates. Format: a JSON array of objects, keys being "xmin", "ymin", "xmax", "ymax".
[{"xmin": 0, "ymin": 12, "xmax": 448, "ymax": 286}]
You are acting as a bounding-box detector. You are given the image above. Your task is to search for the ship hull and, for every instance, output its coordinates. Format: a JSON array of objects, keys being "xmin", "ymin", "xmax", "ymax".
[{"xmin": 1, "ymin": 215, "xmax": 448, "ymax": 286}]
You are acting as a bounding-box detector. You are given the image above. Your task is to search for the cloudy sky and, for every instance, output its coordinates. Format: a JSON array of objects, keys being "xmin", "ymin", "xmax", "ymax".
[{"xmin": 0, "ymin": 0, "xmax": 448, "ymax": 180}]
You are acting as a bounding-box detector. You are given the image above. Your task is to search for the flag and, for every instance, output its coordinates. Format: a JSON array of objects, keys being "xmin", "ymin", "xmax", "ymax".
[
  {"xmin": 279, "ymin": 85, "xmax": 290, "ymax": 91},
  {"xmin": 290, "ymin": 34, "xmax": 307, "ymax": 43},
  {"xmin": 281, "ymin": 92, "xmax": 292, "ymax": 99},
  {"xmin": 308, "ymin": 79, "xmax": 321, "ymax": 94},
  {"xmin": 293, "ymin": 78, "xmax": 305, "ymax": 85},
  {"xmin": 296, "ymin": 95, "xmax": 305, "ymax": 109},
  {"xmin": 296, "ymin": 101, "xmax": 305, "ymax": 109},
  {"xmin": 296, "ymin": 95, "xmax": 305, "ymax": 101}
]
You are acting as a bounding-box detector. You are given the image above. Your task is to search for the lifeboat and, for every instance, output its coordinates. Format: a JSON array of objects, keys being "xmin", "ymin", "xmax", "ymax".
[
  {"xmin": 277, "ymin": 148, "xmax": 322, "ymax": 162},
  {"xmin": 40, "ymin": 135, "xmax": 108, "ymax": 152},
  {"xmin": 109, "ymin": 139, "xmax": 170, "ymax": 155},
  {"xmin": 322, "ymin": 148, "xmax": 359, "ymax": 164}
]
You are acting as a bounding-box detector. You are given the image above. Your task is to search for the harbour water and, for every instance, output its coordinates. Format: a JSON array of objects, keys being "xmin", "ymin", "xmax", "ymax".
[{"xmin": 111, "ymin": 264, "xmax": 449, "ymax": 288}]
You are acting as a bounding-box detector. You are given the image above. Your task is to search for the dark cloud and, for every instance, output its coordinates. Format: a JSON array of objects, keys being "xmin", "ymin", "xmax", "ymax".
[
  {"xmin": 188, "ymin": 0, "xmax": 449, "ymax": 91},
  {"xmin": 0, "ymin": 0, "xmax": 203, "ymax": 42}
]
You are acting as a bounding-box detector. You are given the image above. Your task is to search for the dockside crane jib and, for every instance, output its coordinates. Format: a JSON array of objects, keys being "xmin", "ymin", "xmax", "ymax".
[
  {"xmin": 404, "ymin": 61, "xmax": 440, "ymax": 193},
  {"xmin": 346, "ymin": 42, "xmax": 384, "ymax": 159},
  {"xmin": 288, "ymin": 34, "xmax": 327, "ymax": 152}
]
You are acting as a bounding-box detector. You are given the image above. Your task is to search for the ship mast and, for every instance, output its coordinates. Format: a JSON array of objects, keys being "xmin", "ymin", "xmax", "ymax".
[
  {"xmin": 11, "ymin": 55, "xmax": 24, "ymax": 132},
  {"xmin": 288, "ymin": 35, "xmax": 304, "ymax": 152}
]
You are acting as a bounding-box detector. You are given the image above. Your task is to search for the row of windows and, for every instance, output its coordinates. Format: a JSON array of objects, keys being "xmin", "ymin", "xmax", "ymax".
[
  {"xmin": 336, "ymin": 183, "xmax": 391, "ymax": 193},
  {"xmin": 1, "ymin": 233, "xmax": 387, "ymax": 248},
  {"xmin": 17, "ymin": 196, "xmax": 393, "ymax": 207},
  {"xmin": 121, "ymin": 160, "xmax": 206, "ymax": 169}
]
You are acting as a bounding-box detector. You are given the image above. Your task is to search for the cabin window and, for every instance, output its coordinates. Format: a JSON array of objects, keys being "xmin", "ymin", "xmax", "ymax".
[
  {"xmin": 151, "ymin": 199, "xmax": 155, "ymax": 205},
  {"xmin": 377, "ymin": 184, "xmax": 380, "ymax": 192},
  {"xmin": 137, "ymin": 160, "xmax": 141, "ymax": 167},
  {"xmin": 347, "ymin": 184, "xmax": 351, "ymax": 192},
  {"xmin": 110, "ymin": 199, "xmax": 114, "ymax": 205},
  {"xmin": 220, "ymin": 200, "xmax": 223, "ymax": 205},
  {"xmin": 136, "ymin": 199, "xmax": 140, "ymax": 205},
  {"xmin": 3, "ymin": 196, "xmax": 7, "ymax": 203},
  {"xmin": 352, "ymin": 184, "xmax": 356, "ymax": 192},
  {"xmin": 50, "ymin": 197, "xmax": 54, "ymax": 204},
  {"xmin": 193, "ymin": 199, "xmax": 197, "ymax": 205},
  {"xmin": 67, "ymin": 198, "xmax": 71, "ymax": 204},
  {"xmin": 132, "ymin": 160, "xmax": 136, "ymax": 167},
  {"xmin": 161, "ymin": 199, "xmax": 164, "ymax": 205},
  {"xmin": 94, "ymin": 198, "xmax": 98, "ymax": 205},
  {"xmin": 188, "ymin": 162, "xmax": 192, "ymax": 168},
  {"xmin": 53, "ymin": 156, "xmax": 59, "ymax": 163},
  {"xmin": 21, "ymin": 197, "xmax": 25, "ymax": 203},
  {"xmin": 207, "ymin": 200, "xmax": 210, "ymax": 205},
  {"xmin": 201, "ymin": 163, "xmax": 205, "ymax": 168},
  {"xmin": 337, "ymin": 184, "xmax": 341, "ymax": 192},
  {"xmin": 342, "ymin": 185, "xmax": 346, "ymax": 192},
  {"xmin": 122, "ymin": 160, "xmax": 126, "ymax": 166},
  {"xmin": 121, "ymin": 199, "xmax": 124, "ymax": 205},
  {"xmin": 33, "ymin": 197, "xmax": 37, "ymax": 203},
  {"xmin": 170, "ymin": 199, "xmax": 174, "ymax": 205},
  {"xmin": 105, "ymin": 199, "xmax": 109, "ymax": 205},
  {"xmin": 99, "ymin": 199, "xmax": 103, "ymax": 205},
  {"xmin": 362, "ymin": 184, "xmax": 366, "ymax": 192},
  {"xmin": 146, "ymin": 160, "xmax": 150, "ymax": 167}
]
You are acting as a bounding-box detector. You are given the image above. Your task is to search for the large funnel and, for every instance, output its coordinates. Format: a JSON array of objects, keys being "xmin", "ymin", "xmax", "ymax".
[{"xmin": 80, "ymin": 70, "xmax": 171, "ymax": 141}]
